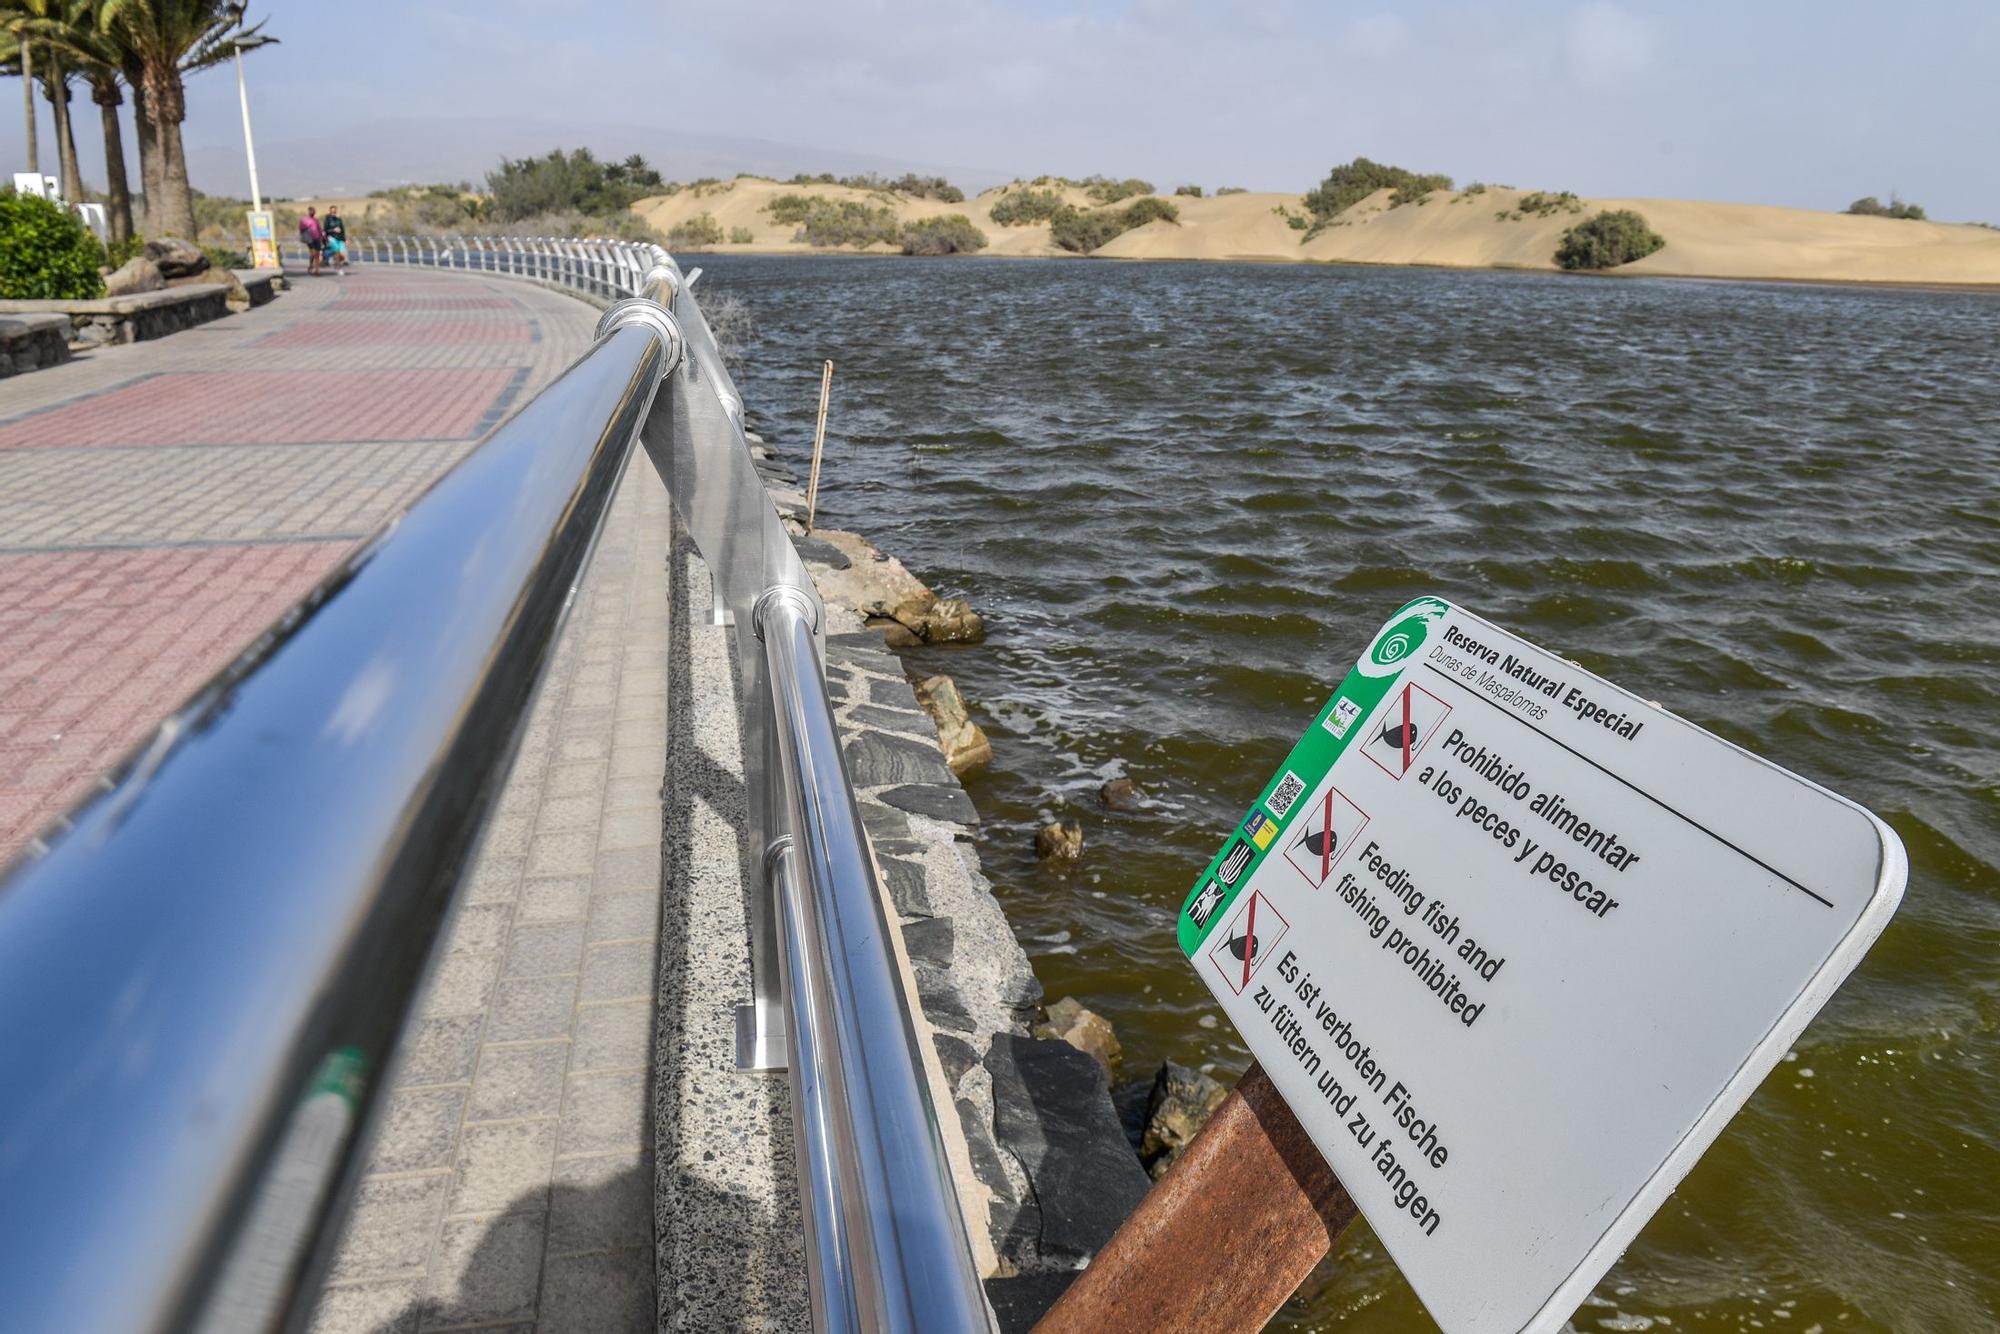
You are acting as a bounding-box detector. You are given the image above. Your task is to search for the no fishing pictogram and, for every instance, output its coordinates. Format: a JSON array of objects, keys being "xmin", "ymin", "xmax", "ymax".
[
  {"xmin": 1283, "ymin": 784, "xmax": 1369, "ymax": 889},
  {"xmin": 1205, "ymin": 889, "xmax": 1290, "ymax": 995},
  {"xmin": 1362, "ymin": 680, "xmax": 1450, "ymax": 781}
]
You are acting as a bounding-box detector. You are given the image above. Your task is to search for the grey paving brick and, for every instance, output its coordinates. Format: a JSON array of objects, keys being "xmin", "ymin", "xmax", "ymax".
[
  {"xmin": 329, "ymin": 1173, "xmax": 450, "ymax": 1279},
  {"xmin": 558, "ymin": 1069, "xmax": 648, "ymax": 1156},
  {"xmin": 585, "ymin": 891, "xmax": 656, "ymax": 944},
  {"xmin": 446, "ymin": 902, "xmax": 513, "ymax": 956},
  {"xmin": 422, "ymin": 1212, "xmax": 546, "ymax": 1328},
  {"xmin": 486, "ymin": 975, "xmax": 580, "ymax": 1043},
  {"xmin": 554, "ymin": 733, "xmax": 610, "ymax": 764},
  {"xmin": 607, "ymin": 745, "xmax": 659, "ymax": 779},
  {"xmin": 504, "ymin": 920, "xmax": 587, "ymax": 980},
  {"xmin": 374, "ymin": 1088, "xmax": 468, "ymax": 1175},
  {"xmin": 467, "ymin": 1042, "xmax": 570, "ymax": 1123},
  {"xmin": 596, "ymin": 807, "xmax": 658, "ymax": 853},
  {"xmin": 398, "ymin": 1015, "xmax": 484, "ymax": 1088},
  {"xmin": 450, "ymin": 1119, "xmax": 560, "ymax": 1217},
  {"xmin": 516, "ymin": 874, "xmax": 590, "ymax": 923},
  {"xmin": 424, "ymin": 951, "xmax": 502, "ymax": 1017},
  {"xmin": 532, "ymin": 794, "xmax": 600, "ymax": 833},
  {"xmin": 571, "ymin": 1000, "xmax": 650, "ymax": 1073},
  {"xmin": 525, "ymin": 828, "xmax": 597, "ymax": 878},
  {"xmin": 578, "ymin": 938, "xmax": 654, "ymax": 1004},
  {"xmin": 548, "ymin": 1152, "xmax": 652, "ymax": 1255},
  {"xmin": 309, "ymin": 1278, "xmax": 422, "ymax": 1334},
  {"xmin": 462, "ymin": 854, "xmax": 524, "ymax": 905},
  {"xmin": 591, "ymin": 845, "xmax": 659, "ymax": 897},
  {"xmin": 538, "ymin": 1249, "xmax": 653, "ymax": 1333},
  {"xmin": 544, "ymin": 761, "xmax": 607, "ymax": 799},
  {"xmin": 600, "ymin": 775, "xmax": 660, "ymax": 812}
]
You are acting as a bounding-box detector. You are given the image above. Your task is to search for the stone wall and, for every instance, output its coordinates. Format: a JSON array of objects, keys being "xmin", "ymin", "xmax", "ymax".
[
  {"xmin": 0, "ymin": 284, "xmax": 238, "ymax": 353},
  {"xmin": 0, "ymin": 314, "xmax": 71, "ymax": 379},
  {"xmin": 748, "ymin": 433, "xmax": 1151, "ymax": 1330}
]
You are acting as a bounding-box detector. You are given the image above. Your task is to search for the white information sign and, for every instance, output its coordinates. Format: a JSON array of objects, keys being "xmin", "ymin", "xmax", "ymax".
[{"xmin": 1178, "ymin": 596, "xmax": 1904, "ymax": 1332}]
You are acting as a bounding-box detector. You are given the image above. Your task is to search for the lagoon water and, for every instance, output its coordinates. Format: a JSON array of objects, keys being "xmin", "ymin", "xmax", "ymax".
[{"xmin": 700, "ymin": 254, "xmax": 2000, "ymax": 1332}]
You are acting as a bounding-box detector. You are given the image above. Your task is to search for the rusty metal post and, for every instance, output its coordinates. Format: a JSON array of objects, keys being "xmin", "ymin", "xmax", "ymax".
[{"xmin": 1033, "ymin": 1064, "xmax": 1357, "ymax": 1334}]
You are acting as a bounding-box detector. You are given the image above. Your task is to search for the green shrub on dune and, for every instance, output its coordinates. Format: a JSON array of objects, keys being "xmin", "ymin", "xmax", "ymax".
[
  {"xmin": 762, "ymin": 196, "xmax": 900, "ymax": 247},
  {"xmin": 1304, "ymin": 158, "xmax": 1453, "ymax": 228},
  {"xmin": 1048, "ymin": 198, "xmax": 1181, "ymax": 254},
  {"xmin": 667, "ymin": 212, "xmax": 725, "ymax": 250},
  {"xmin": 1846, "ymin": 195, "xmax": 1926, "ymax": 220},
  {"xmin": 1554, "ymin": 210, "xmax": 1665, "ymax": 270},
  {"xmin": 988, "ymin": 188, "xmax": 1064, "ymax": 227},
  {"xmin": 1081, "ymin": 176, "xmax": 1155, "ymax": 205},
  {"xmin": 900, "ymin": 215, "xmax": 988, "ymax": 255}
]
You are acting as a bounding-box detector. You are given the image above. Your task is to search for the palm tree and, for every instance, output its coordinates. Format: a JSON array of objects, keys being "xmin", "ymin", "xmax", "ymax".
[
  {"xmin": 3, "ymin": 30, "xmax": 40, "ymax": 177},
  {"xmin": 12, "ymin": 1, "xmax": 139, "ymax": 242},
  {"xmin": 4, "ymin": 2, "xmax": 90, "ymax": 205},
  {"xmin": 96, "ymin": 0, "xmax": 269, "ymax": 239}
]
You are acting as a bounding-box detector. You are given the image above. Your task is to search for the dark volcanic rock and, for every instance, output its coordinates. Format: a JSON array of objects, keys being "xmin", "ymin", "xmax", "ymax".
[
  {"xmin": 901, "ymin": 916, "xmax": 954, "ymax": 970},
  {"xmin": 847, "ymin": 702, "xmax": 934, "ymax": 735},
  {"xmin": 875, "ymin": 855, "xmax": 931, "ymax": 917},
  {"xmin": 877, "ymin": 782, "xmax": 978, "ymax": 824},
  {"xmin": 843, "ymin": 730, "xmax": 956, "ymax": 789},
  {"xmin": 984, "ymin": 1273, "xmax": 1081, "ymax": 1334},
  {"xmin": 985, "ymin": 1035, "xmax": 1151, "ymax": 1267},
  {"xmin": 934, "ymin": 1032, "xmax": 981, "ymax": 1088},
  {"xmin": 791, "ymin": 534, "xmax": 852, "ymax": 569}
]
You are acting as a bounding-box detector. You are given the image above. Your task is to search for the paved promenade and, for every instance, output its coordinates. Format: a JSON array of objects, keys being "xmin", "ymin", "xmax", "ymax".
[
  {"xmin": 0, "ymin": 267, "xmax": 669, "ymax": 1330},
  {"xmin": 0, "ymin": 267, "xmax": 592, "ymax": 860}
]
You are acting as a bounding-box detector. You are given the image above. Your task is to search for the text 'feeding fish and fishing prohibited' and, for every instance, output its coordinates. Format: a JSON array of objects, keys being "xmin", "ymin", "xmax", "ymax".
[{"xmin": 1177, "ymin": 596, "xmax": 1905, "ymax": 1333}]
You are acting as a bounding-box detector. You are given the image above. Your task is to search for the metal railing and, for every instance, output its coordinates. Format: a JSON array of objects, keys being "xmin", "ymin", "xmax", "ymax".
[
  {"xmin": 0, "ymin": 242, "xmax": 990, "ymax": 1331},
  {"xmin": 274, "ymin": 233, "xmax": 664, "ymax": 302}
]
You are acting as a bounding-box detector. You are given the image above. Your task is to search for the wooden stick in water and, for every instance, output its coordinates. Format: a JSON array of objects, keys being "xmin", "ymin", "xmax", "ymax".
[{"xmin": 806, "ymin": 359, "xmax": 833, "ymax": 532}]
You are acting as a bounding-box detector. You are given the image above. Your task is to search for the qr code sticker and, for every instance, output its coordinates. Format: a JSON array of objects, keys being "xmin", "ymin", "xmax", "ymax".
[{"xmin": 1265, "ymin": 770, "xmax": 1306, "ymax": 819}]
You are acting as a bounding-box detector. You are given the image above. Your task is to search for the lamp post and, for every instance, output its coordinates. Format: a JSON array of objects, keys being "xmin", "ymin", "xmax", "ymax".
[
  {"xmin": 230, "ymin": 35, "xmax": 276, "ymax": 211},
  {"xmin": 229, "ymin": 34, "xmax": 280, "ymax": 269}
]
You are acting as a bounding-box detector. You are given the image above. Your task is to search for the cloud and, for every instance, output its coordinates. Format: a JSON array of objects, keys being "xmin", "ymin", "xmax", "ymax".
[{"xmin": 1564, "ymin": 2, "xmax": 1657, "ymax": 86}]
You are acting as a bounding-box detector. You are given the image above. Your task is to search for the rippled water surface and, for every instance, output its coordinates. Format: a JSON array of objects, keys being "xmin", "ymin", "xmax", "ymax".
[{"xmin": 699, "ymin": 255, "xmax": 2000, "ymax": 1332}]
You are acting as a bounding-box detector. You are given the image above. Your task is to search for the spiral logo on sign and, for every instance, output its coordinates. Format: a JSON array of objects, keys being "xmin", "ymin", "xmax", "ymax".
[
  {"xmin": 1356, "ymin": 597, "xmax": 1451, "ymax": 678},
  {"xmin": 1374, "ymin": 631, "xmax": 1416, "ymax": 667}
]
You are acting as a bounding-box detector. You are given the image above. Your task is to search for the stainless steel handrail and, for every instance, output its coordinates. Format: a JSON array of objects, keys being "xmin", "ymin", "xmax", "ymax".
[
  {"xmin": 0, "ymin": 240, "xmax": 993, "ymax": 1330},
  {"xmin": 762, "ymin": 593, "xmax": 992, "ymax": 1331},
  {"xmin": 275, "ymin": 233, "xmax": 659, "ymax": 301}
]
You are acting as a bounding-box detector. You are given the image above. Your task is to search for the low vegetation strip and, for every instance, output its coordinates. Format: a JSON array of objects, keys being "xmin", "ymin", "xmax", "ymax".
[
  {"xmin": 1555, "ymin": 210, "xmax": 1666, "ymax": 270},
  {"xmin": 988, "ymin": 189, "xmax": 1065, "ymax": 227},
  {"xmin": 1048, "ymin": 198, "xmax": 1181, "ymax": 254},
  {"xmin": 1304, "ymin": 157, "xmax": 1454, "ymax": 231},
  {"xmin": 1845, "ymin": 195, "xmax": 1926, "ymax": 220}
]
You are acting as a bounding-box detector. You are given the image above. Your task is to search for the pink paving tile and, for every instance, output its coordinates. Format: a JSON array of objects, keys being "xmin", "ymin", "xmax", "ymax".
[
  {"xmin": 0, "ymin": 368, "xmax": 518, "ymax": 449},
  {"xmin": 331, "ymin": 292, "xmax": 514, "ymax": 311},
  {"xmin": 260, "ymin": 317, "xmax": 532, "ymax": 348},
  {"xmin": 0, "ymin": 541, "xmax": 349, "ymax": 856}
]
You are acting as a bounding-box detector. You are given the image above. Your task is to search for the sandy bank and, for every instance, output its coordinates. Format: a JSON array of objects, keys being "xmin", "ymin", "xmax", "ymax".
[{"xmin": 633, "ymin": 179, "xmax": 2000, "ymax": 287}]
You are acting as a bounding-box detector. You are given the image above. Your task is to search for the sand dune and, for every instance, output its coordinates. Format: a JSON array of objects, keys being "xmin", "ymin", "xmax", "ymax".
[{"xmin": 628, "ymin": 177, "xmax": 2000, "ymax": 287}]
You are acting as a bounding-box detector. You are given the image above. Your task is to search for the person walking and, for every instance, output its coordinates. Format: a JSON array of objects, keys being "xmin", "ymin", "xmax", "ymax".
[
  {"xmin": 323, "ymin": 206, "xmax": 350, "ymax": 276},
  {"xmin": 298, "ymin": 206, "xmax": 324, "ymax": 276}
]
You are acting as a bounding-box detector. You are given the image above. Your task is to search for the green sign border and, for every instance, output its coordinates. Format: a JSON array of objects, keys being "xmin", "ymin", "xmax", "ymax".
[{"xmin": 1176, "ymin": 596, "xmax": 1453, "ymax": 958}]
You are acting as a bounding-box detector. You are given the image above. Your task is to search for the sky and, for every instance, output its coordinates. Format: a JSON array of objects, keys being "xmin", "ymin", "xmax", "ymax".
[{"xmin": 7, "ymin": 0, "xmax": 1999, "ymax": 221}]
